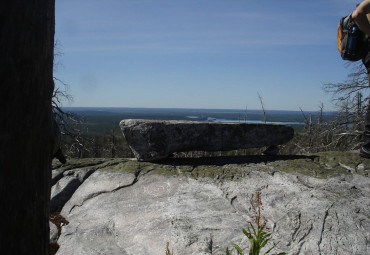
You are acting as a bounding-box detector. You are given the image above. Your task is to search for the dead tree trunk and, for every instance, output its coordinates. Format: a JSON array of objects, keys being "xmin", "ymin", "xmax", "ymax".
[
  {"xmin": 111, "ymin": 126, "xmax": 116, "ymax": 158},
  {"xmin": 0, "ymin": 0, "xmax": 55, "ymax": 254}
]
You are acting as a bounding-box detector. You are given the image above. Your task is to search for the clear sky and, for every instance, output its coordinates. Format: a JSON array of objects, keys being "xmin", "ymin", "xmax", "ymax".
[{"xmin": 55, "ymin": 0, "xmax": 361, "ymax": 111}]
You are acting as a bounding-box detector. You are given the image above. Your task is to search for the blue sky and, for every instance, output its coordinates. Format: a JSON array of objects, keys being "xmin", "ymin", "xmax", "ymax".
[{"xmin": 55, "ymin": 0, "xmax": 361, "ymax": 111}]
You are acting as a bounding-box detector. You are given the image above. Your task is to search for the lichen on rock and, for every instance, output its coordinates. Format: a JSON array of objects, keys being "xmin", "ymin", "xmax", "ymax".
[{"xmin": 51, "ymin": 151, "xmax": 369, "ymax": 255}]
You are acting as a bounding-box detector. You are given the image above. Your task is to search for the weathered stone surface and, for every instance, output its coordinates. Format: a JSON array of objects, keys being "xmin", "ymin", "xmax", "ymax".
[
  {"xmin": 61, "ymin": 170, "xmax": 138, "ymax": 216},
  {"xmin": 50, "ymin": 221, "xmax": 58, "ymax": 243},
  {"xmin": 119, "ymin": 119, "xmax": 294, "ymax": 161},
  {"xmin": 51, "ymin": 169, "xmax": 64, "ymax": 186},
  {"xmin": 52, "ymin": 152, "xmax": 370, "ymax": 255},
  {"xmin": 50, "ymin": 169, "xmax": 95, "ymax": 212}
]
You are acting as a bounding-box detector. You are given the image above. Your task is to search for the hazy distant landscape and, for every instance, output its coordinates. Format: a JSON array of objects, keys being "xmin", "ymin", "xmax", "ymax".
[{"xmin": 63, "ymin": 107, "xmax": 335, "ymax": 136}]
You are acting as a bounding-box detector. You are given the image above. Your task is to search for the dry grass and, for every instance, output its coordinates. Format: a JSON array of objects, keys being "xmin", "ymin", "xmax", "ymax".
[{"xmin": 49, "ymin": 210, "xmax": 69, "ymax": 255}]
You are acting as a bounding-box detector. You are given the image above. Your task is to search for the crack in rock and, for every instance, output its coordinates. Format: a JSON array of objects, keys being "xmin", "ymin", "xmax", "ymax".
[
  {"xmin": 318, "ymin": 203, "xmax": 334, "ymax": 255},
  {"xmin": 291, "ymin": 212, "xmax": 302, "ymax": 241},
  {"xmin": 230, "ymin": 195, "xmax": 238, "ymax": 212},
  {"xmin": 54, "ymin": 153, "xmax": 370, "ymax": 255},
  {"xmin": 68, "ymin": 169, "xmax": 142, "ymax": 214},
  {"xmin": 50, "ymin": 169, "xmax": 96, "ymax": 213}
]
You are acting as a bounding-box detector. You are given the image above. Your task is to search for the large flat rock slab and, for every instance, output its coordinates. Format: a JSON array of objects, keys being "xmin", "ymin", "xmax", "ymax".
[
  {"xmin": 52, "ymin": 152, "xmax": 370, "ymax": 255},
  {"xmin": 119, "ymin": 119, "xmax": 294, "ymax": 161}
]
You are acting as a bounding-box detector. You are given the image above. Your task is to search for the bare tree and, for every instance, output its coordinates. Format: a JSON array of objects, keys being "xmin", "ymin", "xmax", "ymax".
[
  {"xmin": 323, "ymin": 62, "xmax": 368, "ymax": 147},
  {"xmin": 324, "ymin": 63, "xmax": 369, "ymax": 106},
  {"xmin": 52, "ymin": 77, "xmax": 87, "ymax": 156},
  {"xmin": 51, "ymin": 38, "xmax": 93, "ymax": 160},
  {"xmin": 283, "ymin": 63, "xmax": 369, "ymax": 154},
  {"xmin": 52, "ymin": 62, "xmax": 90, "ymax": 159},
  {"xmin": 324, "ymin": 62, "xmax": 368, "ymax": 126},
  {"xmin": 257, "ymin": 92, "xmax": 267, "ymax": 123},
  {"xmin": 110, "ymin": 126, "xmax": 116, "ymax": 158},
  {"xmin": 0, "ymin": 0, "xmax": 55, "ymax": 254}
]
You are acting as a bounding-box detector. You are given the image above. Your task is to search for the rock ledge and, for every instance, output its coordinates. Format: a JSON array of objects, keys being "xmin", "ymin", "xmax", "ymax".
[{"xmin": 51, "ymin": 151, "xmax": 370, "ymax": 255}]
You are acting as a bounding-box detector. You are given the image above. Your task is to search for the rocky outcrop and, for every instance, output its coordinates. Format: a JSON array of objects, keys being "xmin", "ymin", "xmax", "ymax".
[
  {"xmin": 51, "ymin": 152, "xmax": 370, "ymax": 255},
  {"xmin": 50, "ymin": 168, "xmax": 95, "ymax": 212},
  {"xmin": 119, "ymin": 119, "xmax": 294, "ymax": 161}
]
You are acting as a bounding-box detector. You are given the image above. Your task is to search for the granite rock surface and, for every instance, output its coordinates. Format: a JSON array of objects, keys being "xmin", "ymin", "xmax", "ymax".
[{"xmin": 51, "ymin": 152, "xmax": 370, "ymax": 255}]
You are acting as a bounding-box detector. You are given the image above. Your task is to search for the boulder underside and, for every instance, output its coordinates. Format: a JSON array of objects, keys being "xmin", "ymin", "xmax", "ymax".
[{"xmin": 119, "ymin": 119, "xmax": 294, "ymax": 161}]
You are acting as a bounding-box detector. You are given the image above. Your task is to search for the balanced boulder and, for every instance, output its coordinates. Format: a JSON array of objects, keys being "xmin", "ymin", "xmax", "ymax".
[{"xmin": 119, "ymin": 119, "xmax": 294, "ymax": 161}]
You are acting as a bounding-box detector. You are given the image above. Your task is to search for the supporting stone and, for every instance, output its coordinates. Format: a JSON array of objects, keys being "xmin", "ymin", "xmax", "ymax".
[{"xmin": 120, "ymin": 119, "xmax": 294, "ymax": 161}]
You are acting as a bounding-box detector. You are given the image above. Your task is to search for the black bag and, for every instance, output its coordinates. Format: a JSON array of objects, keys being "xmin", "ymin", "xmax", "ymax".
[{"xmin": 337, "ymin": 14, "xmax": 367, "ymax": 61}]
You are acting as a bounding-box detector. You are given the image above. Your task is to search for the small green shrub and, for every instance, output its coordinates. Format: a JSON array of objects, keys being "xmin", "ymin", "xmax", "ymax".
[{"xmin": 226, "ymin": 192, "xmax": 286, "ymax": 255}]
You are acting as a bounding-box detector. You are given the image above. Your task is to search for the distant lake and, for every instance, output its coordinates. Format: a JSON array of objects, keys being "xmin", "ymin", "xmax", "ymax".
[{"xmin": 206, "ymin": 117, "xmax": 304, "ymax": 125}]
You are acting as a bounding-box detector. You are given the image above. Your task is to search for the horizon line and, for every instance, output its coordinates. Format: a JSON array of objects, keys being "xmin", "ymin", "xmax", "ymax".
[{"xmin": 60, "ymin": 106, "xmax": 336, "ymax": 113}]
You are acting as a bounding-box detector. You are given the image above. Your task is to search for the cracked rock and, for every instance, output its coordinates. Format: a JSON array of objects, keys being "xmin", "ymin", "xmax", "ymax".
[
  {"xmin": 61, "ymin": 170, "xmax": 137, "ymax": 217},
  {"xmin": 50, "ymin": 169, "xmax": 95, "ymax": 212},
  {"xmin": 54, "ymin": 153, "xmax": 370, "ymax": 255}
]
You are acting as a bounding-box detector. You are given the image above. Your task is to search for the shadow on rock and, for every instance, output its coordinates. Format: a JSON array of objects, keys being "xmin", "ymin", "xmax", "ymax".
[{"xmin": 156, "ymin": 154, "xmax": 318, "ymax": 167}]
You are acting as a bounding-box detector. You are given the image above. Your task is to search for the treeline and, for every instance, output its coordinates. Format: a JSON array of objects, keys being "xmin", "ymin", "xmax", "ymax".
[
  {"xmin": 61, "ymin": 129, "xmax": 133, "ymax": 159},
  {"xmin": 60, "ymin": 132, "xmax": 264, "ymax": 159}
]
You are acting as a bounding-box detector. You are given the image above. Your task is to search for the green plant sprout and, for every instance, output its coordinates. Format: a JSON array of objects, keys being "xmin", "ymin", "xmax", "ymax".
[{"xmin": 226, "ymin": 192, "xmax": 286, "ymax": 255}]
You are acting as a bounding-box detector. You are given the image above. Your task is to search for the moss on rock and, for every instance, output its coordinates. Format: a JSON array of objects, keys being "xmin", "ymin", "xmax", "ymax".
[
  {"xmin": 54, "ymin": 151, "xmax": 370, "ymax": 180},
  {"xmin": 271, "ymin": 151, "xmax": 369, "ymax": 178}
]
